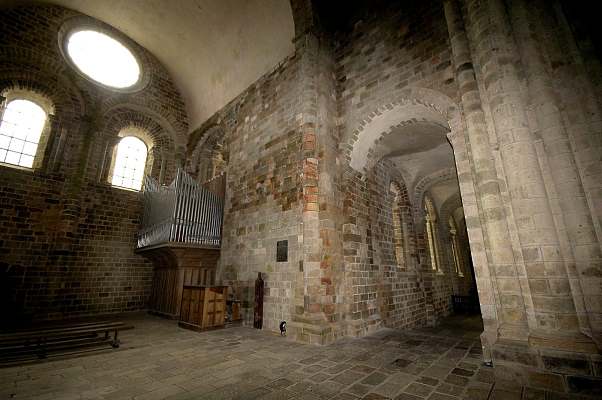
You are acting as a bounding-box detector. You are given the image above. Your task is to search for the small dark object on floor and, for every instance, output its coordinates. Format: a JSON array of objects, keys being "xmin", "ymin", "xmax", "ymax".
[{"xmin": 279, "ymin": 321, "xmax": 287, "ymax": 336}]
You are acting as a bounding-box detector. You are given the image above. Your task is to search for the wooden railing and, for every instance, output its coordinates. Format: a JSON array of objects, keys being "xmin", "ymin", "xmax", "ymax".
[{"xmin": 137, "ymin": 169, "xmax": 223, "ymax": 249}]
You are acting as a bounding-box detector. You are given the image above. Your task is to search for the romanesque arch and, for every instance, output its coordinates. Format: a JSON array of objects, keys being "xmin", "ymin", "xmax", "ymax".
[{"xmin": 342, "ymin": 86, "xmax": 492, "ymax": 330}]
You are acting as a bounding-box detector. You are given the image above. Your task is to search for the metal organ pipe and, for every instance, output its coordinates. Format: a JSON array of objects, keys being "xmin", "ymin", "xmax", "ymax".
[{"xmin": 137, "ymin": 168, "xmax": 223, "ymax": 248}]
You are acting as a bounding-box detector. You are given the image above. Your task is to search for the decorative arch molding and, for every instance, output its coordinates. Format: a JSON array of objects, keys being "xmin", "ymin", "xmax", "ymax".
[
  {"xmin": 439, "ymin": 192, "xmax": 464, "ymax": 233},
  {"xmin": 0, "ymin": 61, "xmax": 88, "ymax": 173},
  {"xmin": 411, "ymin": 167, "xmax": 458, "ymax": 229},
  {"xmin": 0, "ymin": 51, "xmax": 87, "ymax": 119},
  {"xmin": 101, "ymin": 99, "xmax": 187, "ymax": 145},
  {"xmin": 101, "ymin": 106, "xmax": 177, "ymax": 183},
  {"xmin": 345, "ymin": 87, "xmax": 461, "ymax": 174},
  {"xmin": 187, "ymin": 124, "xmax": 227, "ymax": 182},
  {"xmin": 103, "ymin": 107, "xmax": 174, "ymax": 149},
  {"xmin": 102, "ymin": 102, "xmax": 180, "ymax": 147}
]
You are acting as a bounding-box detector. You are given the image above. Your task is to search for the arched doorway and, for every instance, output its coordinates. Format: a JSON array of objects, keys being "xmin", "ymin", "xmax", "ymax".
[{"xmin": 342, "ymin": 87, "xmax": 489, "ymax": 350}]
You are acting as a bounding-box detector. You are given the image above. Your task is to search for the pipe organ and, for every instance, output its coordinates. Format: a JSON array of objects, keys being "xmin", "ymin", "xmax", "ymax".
[{"xmin": 136, "ymin": 169, "xmax": 224, "ymax": 318}]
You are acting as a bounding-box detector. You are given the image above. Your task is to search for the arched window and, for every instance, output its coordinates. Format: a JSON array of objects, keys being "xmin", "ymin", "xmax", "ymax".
[
  {"xmin": 449, "ymin": 216, "xmax": 464, "ymax": 277},
  {"xmin": 0, "ymin": 97, "xmax": 48, "ymax": 169},
  {"xmin": 390, "ymin": 182, "xmax": 405, "ymax": 267},
  {"xmin": 424, "ymin": 196, "xmax": 441, "ymax": 273},
  {"xmin": 110, "ymin": 136, "xmax": 148, "ymax": 190}
]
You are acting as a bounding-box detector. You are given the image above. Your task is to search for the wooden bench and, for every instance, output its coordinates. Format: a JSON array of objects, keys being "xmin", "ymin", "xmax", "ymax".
[{"xmin": 0, "ymin": 321, "xmax": 132, "ymax": 365}]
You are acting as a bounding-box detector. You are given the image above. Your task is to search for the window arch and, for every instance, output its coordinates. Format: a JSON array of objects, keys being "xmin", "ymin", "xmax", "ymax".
[
  {"xmin": 0, "ymin": 92, "xmax": 53, "ymax": 169},
  {"xmin": 424, "ymin": 196, "xmax": 442, "ymax": 273},
  {"xmin": 449, "ymin": 216, "xmax": 464, "ymax": 277},
  {"xmin": 389, "ymin": 182, "xmax": 405, "ymax": 267},
  {"xmin": 110, "ymin": 135, "xmax": 148, "ymax": 191}
]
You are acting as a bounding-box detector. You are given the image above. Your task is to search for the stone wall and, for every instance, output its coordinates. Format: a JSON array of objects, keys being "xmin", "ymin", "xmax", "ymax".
[
  {"xmin": 342, "ymin": 159, "xmax": 429, "ymax": 336},
  {"xmin": 190, "ymin": 53, "xmax": 304, "ymax": 332},
  {"xmin": 193, "ymin": 0, "xmax": 476, "ymax": 340},
  {"xmin": 335, "ymin": 1, "xmax": 457, "ymax": 149},
  {"xmin": 0, "ymin": 4, "xmax": 186, "ymax": 322},
  {"xmin": 335, "ymin": 1, "xmax": 467, "ymax": 334}
]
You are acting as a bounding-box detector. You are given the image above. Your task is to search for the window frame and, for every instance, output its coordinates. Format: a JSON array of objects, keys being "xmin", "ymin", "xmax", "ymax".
[
  {"xmin": 58, "ymin": 17, "xmax": 149, "ymax": 94},
  {"xmin": 0, "ymin": 90, "xmax": 55, "ymax": 172},
  {"xmin": 107, "ymin": 129, "xmax": 153, "ymax": 192}
]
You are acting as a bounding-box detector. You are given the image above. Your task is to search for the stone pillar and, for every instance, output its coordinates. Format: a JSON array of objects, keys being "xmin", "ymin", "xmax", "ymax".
[
  {"xmin": 41, "ymin": 113, "xmax": 59, "ymax": 172},
  {"xmin": 450, "ymin": 226, "xmax": 464, "ymax": 277},
  {"xmin": 465, "ymin": 0, "xmax": 577, "ymax": 338},
  {"xmin": 289, "ymin": 29, "xmax": 342, "ymax": 345},
  {"xmin": 546, "ymin": 2, "xmax": 602, "ymax": 346},
  {"xmin": 55, "ymin": 115, "xmax": 99, "ymax": 249},
  {"xmin": 444, "ymin": 0, "xmax": 529, "ymax": 346},
  {"xmin": 509, "ymin": 0, "xmax": 601, "ymax": 348},
  {"xmin": 425, "ymin": 212, "xmax": 438, "ymax": 272}
]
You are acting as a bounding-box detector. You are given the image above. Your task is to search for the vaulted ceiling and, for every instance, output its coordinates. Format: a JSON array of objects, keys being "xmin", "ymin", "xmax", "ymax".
[{"xmin": 4, "ymin": 0, "xmax": 296, "ymax": 132}]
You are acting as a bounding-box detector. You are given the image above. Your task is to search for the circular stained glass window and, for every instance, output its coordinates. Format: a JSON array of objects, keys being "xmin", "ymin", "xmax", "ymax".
[{"xmin": 67, "ymin": 30, "xmax": 140, "ymax": 89}]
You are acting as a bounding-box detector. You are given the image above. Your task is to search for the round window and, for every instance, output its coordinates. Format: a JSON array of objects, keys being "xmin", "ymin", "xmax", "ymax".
[{"xmin": 66, "ymin": 30, "xmax": 140, "ymax": 89}]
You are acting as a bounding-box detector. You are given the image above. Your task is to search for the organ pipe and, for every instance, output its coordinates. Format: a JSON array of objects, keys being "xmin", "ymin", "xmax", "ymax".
[{"xmin": 138, "ymin": 169, "xmax": 223, "ymax": 248}]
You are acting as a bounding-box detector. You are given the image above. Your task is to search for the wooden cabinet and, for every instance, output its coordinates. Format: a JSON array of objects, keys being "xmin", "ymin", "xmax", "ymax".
[
  {"xmin": 178, "ymin": 286, "xmax": 227, "ymax": 331},
  {"xmin": 137, "ymin": 244, "xmax": 220, "ymax": 319}
]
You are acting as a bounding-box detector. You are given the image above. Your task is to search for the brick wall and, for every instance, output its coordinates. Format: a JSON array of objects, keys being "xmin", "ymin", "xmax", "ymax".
[
  {"xmin": 343, "ymin": 159, "xmax": 428, "ymax": 335},
  {"xmin": 190, "ymin": 54, "xmax": 305, "ymax": 332},
  {"xmin": 187, "ymin": 1, "xmax": 473, "ymax": 337},
  {"xmin": 336, "ymin": 1, "xmax": 462, "ymax": 332},
  {"xmin": 0, "ymin": 4, "xmax": 186, "ymax": 322},
  {"xmin": 335, "ymin": 1, "xmax": 457, "ymax": 148}
]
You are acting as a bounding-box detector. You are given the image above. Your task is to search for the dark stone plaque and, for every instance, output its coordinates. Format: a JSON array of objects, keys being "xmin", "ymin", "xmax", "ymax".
[{"xmin": 276, "ymin": 240, "xmax": 288, "ymax": 262}]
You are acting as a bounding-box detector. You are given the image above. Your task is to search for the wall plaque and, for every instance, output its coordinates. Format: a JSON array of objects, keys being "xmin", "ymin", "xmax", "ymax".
[{"xmin": 276, "ymin": 240, "xmax": 288, "ymax": 262}]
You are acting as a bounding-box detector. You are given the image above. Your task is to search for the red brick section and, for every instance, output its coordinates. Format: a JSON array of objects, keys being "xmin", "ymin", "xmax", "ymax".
[{"xmin": 0, "ymin": 4, "xmax": 187, "ymax": 323}]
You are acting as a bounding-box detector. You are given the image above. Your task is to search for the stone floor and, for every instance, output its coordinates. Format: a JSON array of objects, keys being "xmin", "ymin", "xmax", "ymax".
[{"xmin": 0, "ymin": 314, "xmax": 593, "ymax": 400}]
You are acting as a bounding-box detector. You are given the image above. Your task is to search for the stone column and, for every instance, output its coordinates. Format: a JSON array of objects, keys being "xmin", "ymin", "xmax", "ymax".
[
  {"xmin": 546, "ymin": 2, "xmax": 602, "ymax": 346},
  {"xmin": 290, "ymin": 29, "xmax": 342, "ymax": 345},
  {"xmin": 509, "ymin": 0, "xmax": 601, "ymax": 348},
  {"xmin": 450, "ymin": 226, "xmax": 464, "ymax": 277},
  {"xmin": 425, "ymin": 212, "xmax": 439, "ymax": 272},
  {"xmin": 55, "ymin": 114, "xmax": 99, "ymax": 250},
  {"xmin": 464, "ymin": 0, "xmax": 592, "ymax": 348},
  {"xmin": 40, "ymin": 113, "xmax": 59, "ymax": 172},
  {"xmin": 444, "ymin": 0, "xmax": 529, "ymax": 344}
]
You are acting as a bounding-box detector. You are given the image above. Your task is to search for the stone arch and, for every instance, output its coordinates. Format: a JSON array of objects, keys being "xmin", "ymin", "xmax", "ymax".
[
  {"xmin": 438, "ymin": 192, "xmax": 464, "ymax": 273},
  {"xmin": 102, "ymin": 102, "xmax": 182, "ymax": 148},
  {"xmin": 439, "ymin": 192, "xmax": 463, "ymax": 233},
  {"xmin": 187, "ymin": 124, "xmax": 227, "ymax": 183},
  {"xmin": 411, "ymin": 167, "xmax": 458, "ymax": 228},
  {"xmin": 345, "ymin": 87, "xmax": 461, "ymax": 174},
  {"xmin": 438, "ymin": 191, "xmax": 475, "ymax": 296},
  {"xmin": 0, "ymin": 49, "xmax": 87, "ymax": 120},
  {"xmin": 0, "ymin": 58, "xmax": 88, "ymax": 173},
  {"xmin": 102, "ymin": 106, "xmax": 178, "ymax": 184}
]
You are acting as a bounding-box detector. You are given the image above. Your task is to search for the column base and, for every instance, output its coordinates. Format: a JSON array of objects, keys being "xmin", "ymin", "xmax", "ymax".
[
  {"xmin": 488, "ymin": 331, "xmax": 602, "ymax": 395},
  {"xmin": 528, "ymin": 330, "xmax": 599, "ymax": 354},
  {"xmin": 289, "ymin": 312, "xmax": 336, "ymax": 345}
]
